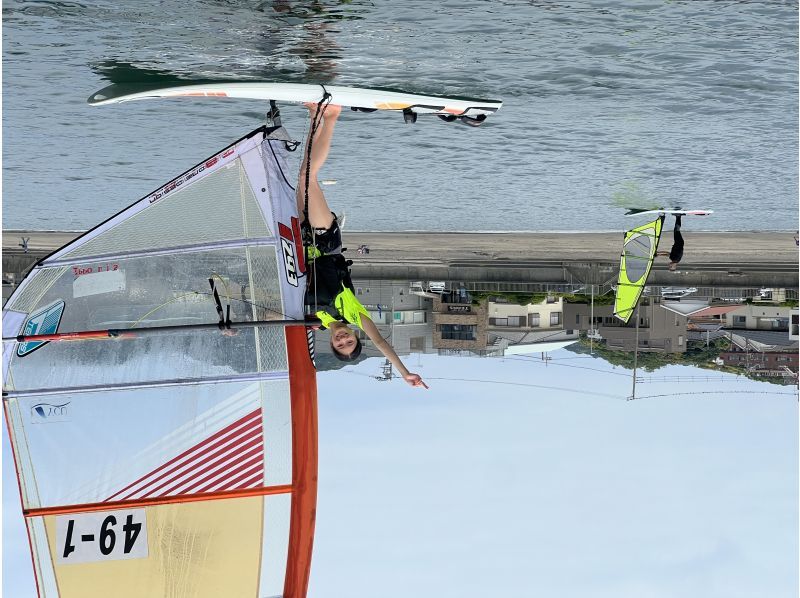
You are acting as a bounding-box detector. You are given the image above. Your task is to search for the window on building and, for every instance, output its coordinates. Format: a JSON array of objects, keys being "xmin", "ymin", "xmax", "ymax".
[
  {"xmin": 550, "ymin": 312, "xmax": 562, "ymax": 326},
  {"xmin": 774, "ymin": 318, "xmax": 789, "ymax": 331},
  {"xmin": 493, "ymin": 317, "xmax": 524, "ymax": 327},
  {"xmin": 576, "ymin": 314, "xmax": 581, "ymax": 324},
  {"xmin": 394, "ymin": 312, "xmax": 402, "ymax": 322},
  {"xmin": 439, "ymin": 324, "xmax": 477, "ymax": 341},
  {"xmin": 410, "ymin": 337, "xmax": 425, "ymax": 351},
  {"xmin": 529, "ymin": 313, "xmax": 540, "ymax": 327},
  {"xmin": 733, "ymin": 315, "xmax": 746, "ymax": 327},
  {"xmin": 678, "ymin": 335, "xmax": 684, "ymax": 346}
]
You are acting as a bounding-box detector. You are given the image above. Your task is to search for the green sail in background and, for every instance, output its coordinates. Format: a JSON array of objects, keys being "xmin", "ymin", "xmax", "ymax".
[{"xmin": 613, "ymin": 217, "xmax": 664, "ymax": 323}]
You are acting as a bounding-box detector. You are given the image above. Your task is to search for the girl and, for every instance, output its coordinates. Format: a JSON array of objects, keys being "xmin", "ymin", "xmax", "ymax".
[{"xmin": 299, "ymin": 102, "xmax": 427, "ymax": 389}]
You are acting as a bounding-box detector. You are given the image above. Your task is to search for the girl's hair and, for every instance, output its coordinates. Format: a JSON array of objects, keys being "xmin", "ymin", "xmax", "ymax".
[{"xmin": 331, "ymin": 336, "xmax": 362, "ymax": 361}]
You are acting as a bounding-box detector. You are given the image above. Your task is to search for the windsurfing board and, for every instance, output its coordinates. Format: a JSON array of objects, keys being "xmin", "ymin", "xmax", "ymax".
[
  {"xmin": 625, "ymin": 209, "xmax": 713, "ymax": 217},
  {"xmin": 88, "ymin": 82, "xmax": 502, "ymax": 120}
]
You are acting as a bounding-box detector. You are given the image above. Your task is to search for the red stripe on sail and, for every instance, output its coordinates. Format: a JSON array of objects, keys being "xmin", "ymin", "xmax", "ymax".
[
  {"xmin": 146, "ymin": 440, "xmax": 264, "ymax": 499},
  {"xmin": 234, "ymin": 471, "xmax": 265, "ymax": 491},
  {"xmin": 121, "ymin": 424, "xmax": 262, "ymax": 500},
  {"xmin": 198, "ymin": 462, "xmax": 263, "ymax": 495},
  {"xmin": 106, "ymin": 409, "xmax": 264, "ymax": 501},
  {"xmin": 107, "ymin": 409, "xmax": 261, "ymax": 501},
  {"xmin": 211, "ymin": 462, "xmax": 265, "ymax": 493},
  {"xmin": 178, "ymin": 448, "xmax": 264, "ymax": 494},
  {"xmin": 133, "ymin": 432, "xmax": 263, "ymax": 500}
]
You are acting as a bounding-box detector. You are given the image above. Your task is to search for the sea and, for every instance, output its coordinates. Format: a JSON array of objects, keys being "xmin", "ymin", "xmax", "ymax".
[{"xmin": 2, "ymin": 0, "xmax": 798, "ymax": 232}]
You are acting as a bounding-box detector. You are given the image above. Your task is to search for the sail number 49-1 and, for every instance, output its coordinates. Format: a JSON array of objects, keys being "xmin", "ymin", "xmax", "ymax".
[{"xmin": 56, "ymin": 509, "xmax": 148, "ymax": 564}]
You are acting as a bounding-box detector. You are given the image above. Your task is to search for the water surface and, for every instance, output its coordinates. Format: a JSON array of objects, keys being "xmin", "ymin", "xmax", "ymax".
[{"xmin": 2, "ymin": 0, "xmax": 798, "ymax": 231}]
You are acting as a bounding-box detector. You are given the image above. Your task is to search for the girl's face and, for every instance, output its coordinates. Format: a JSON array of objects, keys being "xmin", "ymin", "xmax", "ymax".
[{"xmin": 330, "ymin": 324, "xmax": 358, "ymax": 356}]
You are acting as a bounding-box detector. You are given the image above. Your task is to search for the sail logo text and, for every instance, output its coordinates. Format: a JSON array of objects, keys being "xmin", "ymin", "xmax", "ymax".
[
  {"xmin": 278, "ymin": 222, "xmax": 299, "ymax": 287},
  {"xmin": 31, "ymin": 402, "xmax": 71, "ymax": 424},
  {"xmin": 148, "ymin": 148, "xmax": 232, "ymax": 204},
  {"xmin": 73, "ymin": 263, "xmax": 119, "ymax": 277},
  {"xmin": 56, "ymin": 509, "xmax": 148, "ymax": 564}
]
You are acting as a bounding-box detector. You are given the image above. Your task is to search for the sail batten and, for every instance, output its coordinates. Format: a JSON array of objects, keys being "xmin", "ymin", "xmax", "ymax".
[
  {"xmin": 41, "ymin": 236, "xmax": 281, "ymax": 266},
  {"xmin": 4, "ymin": 370, "xmax": 292, "ymax": 398},
  {"xmin": 25, "ymin": 485, "xmax": 296, "ymax": 518}
]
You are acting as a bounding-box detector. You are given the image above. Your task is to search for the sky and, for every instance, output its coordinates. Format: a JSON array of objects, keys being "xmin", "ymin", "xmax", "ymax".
[{"xmin": 5, "ymin": 352, "xmax": 796, "ymax": 597}]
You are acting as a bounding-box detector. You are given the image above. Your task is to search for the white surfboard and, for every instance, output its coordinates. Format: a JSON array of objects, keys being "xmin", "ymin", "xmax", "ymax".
[
  {"xmin": 87, "ymin": 82, "xmax": 502, "ymax": 122},
  {"xmin": 625, "ymin": 209, "xmax": 713, "ymax": 217}
]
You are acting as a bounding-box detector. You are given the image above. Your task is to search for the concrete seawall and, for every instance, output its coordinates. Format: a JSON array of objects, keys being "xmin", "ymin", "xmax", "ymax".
[{"xmin": 3, "ymin": 230, "xmax": 798, "ymax": 289}]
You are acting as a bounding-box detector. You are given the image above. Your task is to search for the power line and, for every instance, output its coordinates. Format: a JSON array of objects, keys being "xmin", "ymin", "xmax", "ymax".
[
  {"xmin": 415, "ymin": 377, "xmax": 626, "ymax": 400},
  {"xmin": 632, "ymin": 390, "xmax": 796, "ymax": 400},
  {"xmin": 502, "ymin": 355, "xmax": 632, "ymax": 377},
  {"xmin": 341, "ymin": 369, "xmax": 624, "ymax": 399}
]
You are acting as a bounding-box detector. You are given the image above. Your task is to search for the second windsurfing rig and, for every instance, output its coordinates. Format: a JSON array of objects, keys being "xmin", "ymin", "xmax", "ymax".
[
  {"xmin": 613, "ymin": 216, "xmax": 664, "ymax": 324},
  {"xmin": 615, "ymin": 207, "xmax": 713, "ymax": 322},
  {"xmin": 2, "ymin": 82, "xmax": 502, "ymax": 598}
]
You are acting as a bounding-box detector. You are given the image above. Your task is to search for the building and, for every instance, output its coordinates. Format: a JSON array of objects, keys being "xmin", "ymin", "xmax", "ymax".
[
  {"xmin": 488, "ymin": 296, "xmax": 566, "ymax": 330},
  {"xmin": 353, "ymin": 280, "xmax": 433, "ymax": 354},
  {"xmin": 721, "ymin": 304, "xmax": 792, "ymax": 332},
  {"xmin": 719, "ymin": 328, "xmax": 799, "ymax": 381},
  {"xmin": 564, "ymin": 300, "xmax": 688, "ymax": 353},
  {"xmin": 687, "ymin": 305, "xmax": 743, "ymax": 327},
  {"xmin": 719, "ymin": 348, "xmax": 798, "ymax": 374},
  {"xmin": 486, "ymin": 296, "xmax": 578, "ymax": 355},
  {"xmin": 431, "ymin": 290, "xmax": 488, "ymax": 352}
]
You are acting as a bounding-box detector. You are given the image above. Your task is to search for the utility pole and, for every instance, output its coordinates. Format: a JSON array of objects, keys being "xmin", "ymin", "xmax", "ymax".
[
  {"xmin": 630, "ymin": 303, "xmax": 640, "ymax": 401},
  {"xmin": 376, "ymin": 359, "xmax": 394, "ymax": 381},
  {"xmin": 377, "ymin": 289, "xmax": 397, "ymax": 381},
  {"xmin": 590, "ymin": 283, "xmax": 594, "ymax": 354}
]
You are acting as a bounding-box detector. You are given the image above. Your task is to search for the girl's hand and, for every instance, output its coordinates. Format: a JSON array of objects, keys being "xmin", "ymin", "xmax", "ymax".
[{"xmin": 403, "ymin": 373, "xmax": 429, "ymax": 389}]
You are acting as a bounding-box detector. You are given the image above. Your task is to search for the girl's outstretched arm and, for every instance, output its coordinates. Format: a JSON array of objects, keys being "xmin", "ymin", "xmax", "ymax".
[{"xmin": 360, "ymin": 317, "xmax": 429, "ymax": 389}]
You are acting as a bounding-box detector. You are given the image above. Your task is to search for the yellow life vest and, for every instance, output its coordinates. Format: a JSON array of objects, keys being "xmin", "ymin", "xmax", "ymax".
[
  {"xmin": 315, "ymin": 284, "xmax": 370, "ymax": 330},
  {"xmin": 306, "ymin": 245, "xmax": 323, "ymax": 261}
]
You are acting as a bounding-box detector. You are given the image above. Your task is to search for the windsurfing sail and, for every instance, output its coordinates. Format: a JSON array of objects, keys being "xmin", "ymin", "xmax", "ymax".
[
  {"xmin": 2, "ymin": 126, "xmax": 318, "ymax": 597},
  {"xmin": 613, "ymin": 217, "xmax": 664, "ymax": 324}
]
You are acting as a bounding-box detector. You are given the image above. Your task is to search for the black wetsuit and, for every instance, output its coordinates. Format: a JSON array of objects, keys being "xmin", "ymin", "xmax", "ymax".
[{"xmin": 669, "ymin": 215, "xmax": 684, "ymax": 263}]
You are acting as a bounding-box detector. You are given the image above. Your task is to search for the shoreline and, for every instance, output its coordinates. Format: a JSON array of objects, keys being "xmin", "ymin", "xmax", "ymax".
[
  {"xmin": 3, "ymin": 230, "xmax": 798, "ymax": 264},
  {"xmin": 3, "ymin": 230, "xmax": 798, "ymax": 295},
  {"xmin": 4, "ymin": 228, "xmax": 797, "ymax": 234}
]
